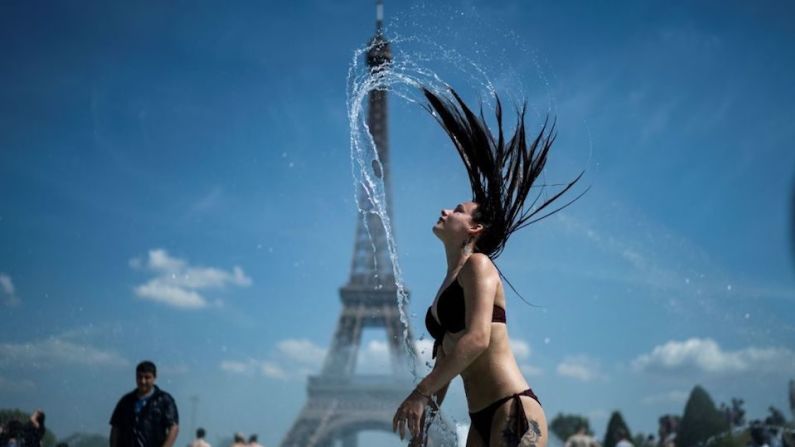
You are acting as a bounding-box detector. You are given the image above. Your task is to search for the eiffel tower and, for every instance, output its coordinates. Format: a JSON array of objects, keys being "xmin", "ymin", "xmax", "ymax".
[{"xmin": 279, "ymin": 2, "xmax": 456, "ymax": 447}]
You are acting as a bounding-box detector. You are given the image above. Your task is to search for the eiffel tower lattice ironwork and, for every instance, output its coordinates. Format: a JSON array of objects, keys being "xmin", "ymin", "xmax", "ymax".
[{"xmin": 279, "ymin": 3, "xmax": 456, "ymax": 447}]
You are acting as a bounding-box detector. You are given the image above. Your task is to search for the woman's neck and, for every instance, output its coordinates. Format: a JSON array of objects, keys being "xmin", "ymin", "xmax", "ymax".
[{"xmin": 443, "ymin": 240, "xmax": 473, "ymax": 275}]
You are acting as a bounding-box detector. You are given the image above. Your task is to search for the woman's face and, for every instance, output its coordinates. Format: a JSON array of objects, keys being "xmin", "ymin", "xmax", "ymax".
[{"xmin": 432, "ymin": 201, "xmax": 481, "ymax": 243}]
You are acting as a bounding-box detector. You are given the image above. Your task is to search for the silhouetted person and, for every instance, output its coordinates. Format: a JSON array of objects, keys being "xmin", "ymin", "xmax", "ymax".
[
  {"xmin": 246, "ymin": 435, "xmax": 262, "ymax": 447},
  {"xmin": 110, "ymin": 360, "xmax": 179, "ymax": 447},
  {"xmin": 189, "ymin": 429, "xmax": 210, "ymax": 447},
  {"xmin": 23, "ymin": 410, "xmax": 46, "ymax": 447}
]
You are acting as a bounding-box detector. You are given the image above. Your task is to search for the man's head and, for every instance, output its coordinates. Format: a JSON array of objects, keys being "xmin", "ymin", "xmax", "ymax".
[
  {"xmin": 196, "ymin": 428, "xmax": 206, "ymax": 439},
  {"xmin": 233, "ymin": 433, "xmax": 245, "ymax": 444},
  {"xmin": 248, "ymin": 435, "xmax": 257, "ymax": 444},
  {"xmin": 135, "ymin": 361, "xmax": 157, "ymax": 396}
]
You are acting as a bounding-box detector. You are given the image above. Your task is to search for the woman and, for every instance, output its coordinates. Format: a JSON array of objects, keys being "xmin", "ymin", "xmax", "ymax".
[{"xmin": 392, "ymin": 87, "xmax": 584, "ymax": 447}]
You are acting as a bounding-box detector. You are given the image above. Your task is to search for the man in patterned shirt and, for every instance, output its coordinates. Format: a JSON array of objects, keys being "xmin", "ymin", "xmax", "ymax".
[{"xmin": 110, "ymin": 361, "xmax": 179, "ymax": 447}]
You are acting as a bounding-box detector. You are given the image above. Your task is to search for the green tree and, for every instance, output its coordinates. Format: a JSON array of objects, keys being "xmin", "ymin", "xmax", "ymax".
[
  {"xmin": 549, "ymin": 413, "xmax": 591, "ymax": 442},
  {"xmin": 0, "ymin": 409, "xmax": 57, "ymax": 447},
  {"xmin": 765, "ymin": 406, "xmax": 786, "ymax": 426},
  {"xmin": 677, "ymin": 385, "xmax": 729, "ymax": 447},
  {"xmin": 603, "ymin": 411, "xmax": 631, "ymax": 447},
  {"xmin": 632, "ymin": 432, "xmax": 649, "ymax": 447}
]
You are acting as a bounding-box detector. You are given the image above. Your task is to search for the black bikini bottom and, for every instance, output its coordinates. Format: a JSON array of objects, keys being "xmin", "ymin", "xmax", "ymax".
[{"xmin": 468, "ymin": 388, "xmax": 541, "ymax": 446}]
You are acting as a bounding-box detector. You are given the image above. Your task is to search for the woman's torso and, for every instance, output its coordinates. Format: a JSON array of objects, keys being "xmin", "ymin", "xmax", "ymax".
[{"xmin": 428, "ymin": 267, "xmax": 530, "ymax": 412}]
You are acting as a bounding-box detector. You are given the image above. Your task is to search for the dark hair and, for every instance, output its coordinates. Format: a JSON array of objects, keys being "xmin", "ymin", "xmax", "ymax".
[
  {"xmin": 136, "ymin": 360, "xmax": 157, "ymax": 377},
  {"xmin": 35, "ymin": 411, "xmax": 45, "ymax": 426},
  {"xmin": 234, "ymin": 433, "xmax": 245, "ymax": 443},
  {"xmin": 5, "ymin": 419, "xmax": 22, "ymax": 438},
  {"xmin": 248, "ymin": 435, "xmax": 257, "ymax": 443},
  {"xmin": 423, "ymin": 87, "xmax": 586, "ymax": 260},
  {"xmin": 196, "ymin": 428, "xmax": 206, "ymax": 439}
]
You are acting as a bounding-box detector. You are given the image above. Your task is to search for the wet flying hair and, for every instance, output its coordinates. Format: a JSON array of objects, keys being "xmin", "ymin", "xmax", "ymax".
[{"xmin": 422, "ymin": 87, "xmax": 586, "ymax": 260}]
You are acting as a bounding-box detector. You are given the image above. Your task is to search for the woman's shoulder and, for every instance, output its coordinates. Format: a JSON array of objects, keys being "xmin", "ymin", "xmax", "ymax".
[{"xmin": 459, "ymin": 253, "xmax": 497, "ymax": 281}]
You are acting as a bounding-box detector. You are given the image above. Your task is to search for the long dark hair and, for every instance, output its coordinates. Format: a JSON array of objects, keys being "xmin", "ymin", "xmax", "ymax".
[{"xmin": 422, "ymin": 86, "xmax": 586, "ymax": 260}]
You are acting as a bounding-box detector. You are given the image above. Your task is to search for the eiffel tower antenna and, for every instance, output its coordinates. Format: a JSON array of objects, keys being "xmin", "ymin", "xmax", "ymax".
[{"xmin": 278, "ymin": 2, "xmax": 456, "ymax": 446}]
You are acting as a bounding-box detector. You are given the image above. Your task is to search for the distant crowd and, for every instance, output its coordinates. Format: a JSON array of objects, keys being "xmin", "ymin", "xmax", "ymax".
[
  {"xmin": 188, "ymin": 429, "xmax": 264, "ymax": 447},
  {"xmin": 0, "ymin": 410, "xmax": 51, "ymax": 447}
]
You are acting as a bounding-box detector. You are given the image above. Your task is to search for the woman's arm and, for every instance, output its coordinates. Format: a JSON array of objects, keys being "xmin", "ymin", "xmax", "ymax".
[
  {"xmin": 417, "ymin": 253, "xmax": 498, "ymax": 395},
  {"xmin": 430, "ymin": 348, "xmax": 452, "ymax": 406}
]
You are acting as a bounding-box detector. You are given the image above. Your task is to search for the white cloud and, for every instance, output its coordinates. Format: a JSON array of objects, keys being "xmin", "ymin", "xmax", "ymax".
[
  {"xmin": 0, "ymin": 273, "xmax": 20, "ymax": 306},
  {"xmin": 510, "ymin": 339, "xmax": 542, "ymax": 376},
  {"xmin": 219, "ymin": 358, "xmax": 288, "ymax": 379},
  {"xmin": 130, "ymin": 249, "xmax": 252, "ymax": 309},
  {"xmin": 355, "ymin": 340, "xmax": 392, "ymax": 373},
  {"xmin": 135, "ymin": 283, "xmax": 206, "ymax": 308},
  {"xmin": 632, "ymin": 338, "xmax": 795, "ymax": 376},
  {"xmin": 511, "ymin": 339, "xmax": 532, "ymax": 360},
  {"xmin": 641, "ymin": 390, "xmax": 689, "ymax": 405},
  {"xmin": 0, "ymin": 337, "xmax": 129, "ymax": 369},
  {"xmin": 221, "ymin": 338, "xmax": 328, "ymax": 381},
  {"xmin": 520, "ymin": 364, "xmax": 544, "ymax": 377},
  {"xmin": 557, "ymin": 355, "xmax": 604, "ymax": 382},
  {"xmin": 277, "ymin": 339, "xmax": 327, "ymax": 368},
  {"xmin": 261, "ymin": 361, "xmax": 288, "ymax": 380},
  {"xmin": 220, "ymin": 360, "xmax": 252, "ymax": 374}
]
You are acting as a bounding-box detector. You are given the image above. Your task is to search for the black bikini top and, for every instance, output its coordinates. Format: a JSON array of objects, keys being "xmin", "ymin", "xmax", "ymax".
[{"xmin": 424, "ymin": 277, "xmax": 506, "ymax": 358}]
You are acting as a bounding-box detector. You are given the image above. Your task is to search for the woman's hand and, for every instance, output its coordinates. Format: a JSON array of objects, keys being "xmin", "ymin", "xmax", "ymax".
[{"xmin": 392, "ymin": 389, "xmax": 433, "ymax": 441}]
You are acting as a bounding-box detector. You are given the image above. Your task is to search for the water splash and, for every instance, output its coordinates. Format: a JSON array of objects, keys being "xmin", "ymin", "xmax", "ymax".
[
  {"xmin": 346, "ymin": 35, "xmax": 498, "ymax": 447},
  {"xmin": 346, "ymin": 32, "xmax": 501, "ymax": 373}
]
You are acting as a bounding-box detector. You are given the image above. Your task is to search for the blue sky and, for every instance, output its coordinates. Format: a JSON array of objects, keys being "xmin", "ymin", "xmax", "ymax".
[{"xmin": 1, "ymin": 1, "xmax": 794, "ymax": 446}]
